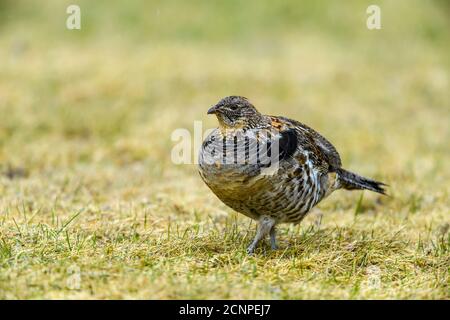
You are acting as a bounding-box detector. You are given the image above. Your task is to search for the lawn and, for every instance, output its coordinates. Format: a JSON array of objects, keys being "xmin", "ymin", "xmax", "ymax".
[{"xmin": 0, "ymin": 0, "xmax": 448, "ymax": 299}]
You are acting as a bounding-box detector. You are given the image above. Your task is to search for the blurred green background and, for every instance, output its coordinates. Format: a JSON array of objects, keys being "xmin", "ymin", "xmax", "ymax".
[
  {"xmin": 0, "ymin": 0, "xmax": 448, "ymax": 299},
  {"xmin": 0, "ymin": 0, "xmax": 448, "ymax": 170}
]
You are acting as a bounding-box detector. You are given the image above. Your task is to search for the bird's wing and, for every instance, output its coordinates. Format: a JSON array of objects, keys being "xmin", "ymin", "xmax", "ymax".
[{"xmin": 271, "ymin": 116, "xmax": 342, "ymax": 170}]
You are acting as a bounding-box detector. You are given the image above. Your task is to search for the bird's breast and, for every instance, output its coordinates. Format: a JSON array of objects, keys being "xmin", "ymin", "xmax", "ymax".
[{"xmin": 198, "ymin": 128, "xmax": 269, "ymax": 202}]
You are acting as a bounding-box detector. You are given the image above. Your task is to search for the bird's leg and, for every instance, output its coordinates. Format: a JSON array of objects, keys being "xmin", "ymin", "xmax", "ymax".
[
  {"xmin": 247, "ymin": 216, "xmax": 275, "ymax": 254},
  {"xmin": 269, "ymin": 226, "xmax": 278, "ymax": 250}
]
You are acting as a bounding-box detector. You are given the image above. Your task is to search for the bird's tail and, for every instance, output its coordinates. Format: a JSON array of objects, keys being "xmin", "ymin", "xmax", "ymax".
[{"xmin": 336, "ymin": 168, "xmax": 387, "ymax": 195}]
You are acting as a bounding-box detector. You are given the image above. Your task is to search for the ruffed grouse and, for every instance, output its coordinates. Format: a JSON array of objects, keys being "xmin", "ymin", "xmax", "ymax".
[{"xmin": 198, "ymin": 96, "xmax": 386, "ymax": 254}]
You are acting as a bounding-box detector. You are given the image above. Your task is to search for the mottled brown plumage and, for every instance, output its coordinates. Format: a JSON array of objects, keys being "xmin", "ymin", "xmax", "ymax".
[{"xmin": 198, "ymin": 96, "xmax": 386, "ymax": 254}]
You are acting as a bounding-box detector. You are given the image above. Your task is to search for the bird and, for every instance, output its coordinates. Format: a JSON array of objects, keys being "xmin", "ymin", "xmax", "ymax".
[{"xmin": 198, "ymin": 96, "xmax": 387, "ymax": 254}]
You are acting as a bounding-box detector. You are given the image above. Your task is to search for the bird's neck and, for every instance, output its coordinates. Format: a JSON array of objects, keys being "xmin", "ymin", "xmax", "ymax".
[{"xmin": 218, "ymin": 114, "xmax": 270, "ymax": 133}]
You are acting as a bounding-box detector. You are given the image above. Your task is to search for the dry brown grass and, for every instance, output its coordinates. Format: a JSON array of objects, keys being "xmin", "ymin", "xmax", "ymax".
[{"xmin": 0, "ymin": 0, "xmax": 448, "ymax": 299}]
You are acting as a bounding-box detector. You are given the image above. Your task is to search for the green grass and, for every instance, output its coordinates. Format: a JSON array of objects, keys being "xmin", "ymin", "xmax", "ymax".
[{"xmin": 0, "ymin": 0, "xmax": 449, "ymax": 299}]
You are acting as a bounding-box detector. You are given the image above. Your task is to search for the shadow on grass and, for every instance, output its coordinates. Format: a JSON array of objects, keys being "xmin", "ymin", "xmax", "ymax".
[{"xmin": 155, "ymin": 221, "xmax": 410, "ymax": 263}]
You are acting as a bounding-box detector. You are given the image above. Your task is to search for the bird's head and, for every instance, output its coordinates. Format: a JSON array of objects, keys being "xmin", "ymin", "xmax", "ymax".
[{"xmin": 207, "ymin": 96, "xmax": 264, "ymax": 129}]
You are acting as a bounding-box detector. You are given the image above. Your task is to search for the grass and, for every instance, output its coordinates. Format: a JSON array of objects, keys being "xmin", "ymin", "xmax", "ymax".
[{"xmin": 0, "ymin": 0, "xmax": 449, "ymax": 299}]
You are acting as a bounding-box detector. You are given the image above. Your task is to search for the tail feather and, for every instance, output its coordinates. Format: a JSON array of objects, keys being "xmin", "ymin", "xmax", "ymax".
[{"xmin": 336, "ymin": 168, "xmax": 387, "ymax": 195}]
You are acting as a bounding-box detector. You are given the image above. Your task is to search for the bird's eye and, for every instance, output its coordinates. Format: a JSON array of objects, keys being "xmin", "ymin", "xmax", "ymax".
[{"xmin": 229, "ymin": 105, "xmax": 239, "ymax": 110}]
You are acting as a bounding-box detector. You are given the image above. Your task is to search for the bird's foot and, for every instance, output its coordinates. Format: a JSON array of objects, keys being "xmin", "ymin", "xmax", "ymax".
[
  {"xmin": 246, "ymin": 243, "xmax": 257, "ymax": 255},
  {"xmin": 247, "ymin": 216, "xmax": 276, "ymax": 255},
  {"xmin": 247, "ymin": 242, "xmax": 278, "ymax": 254}
]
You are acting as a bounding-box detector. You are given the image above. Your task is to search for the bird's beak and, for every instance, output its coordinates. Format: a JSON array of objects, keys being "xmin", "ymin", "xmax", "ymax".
[{"xmin": 207, "ymin": 105, "xmax": 219, "ymax": 115}]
